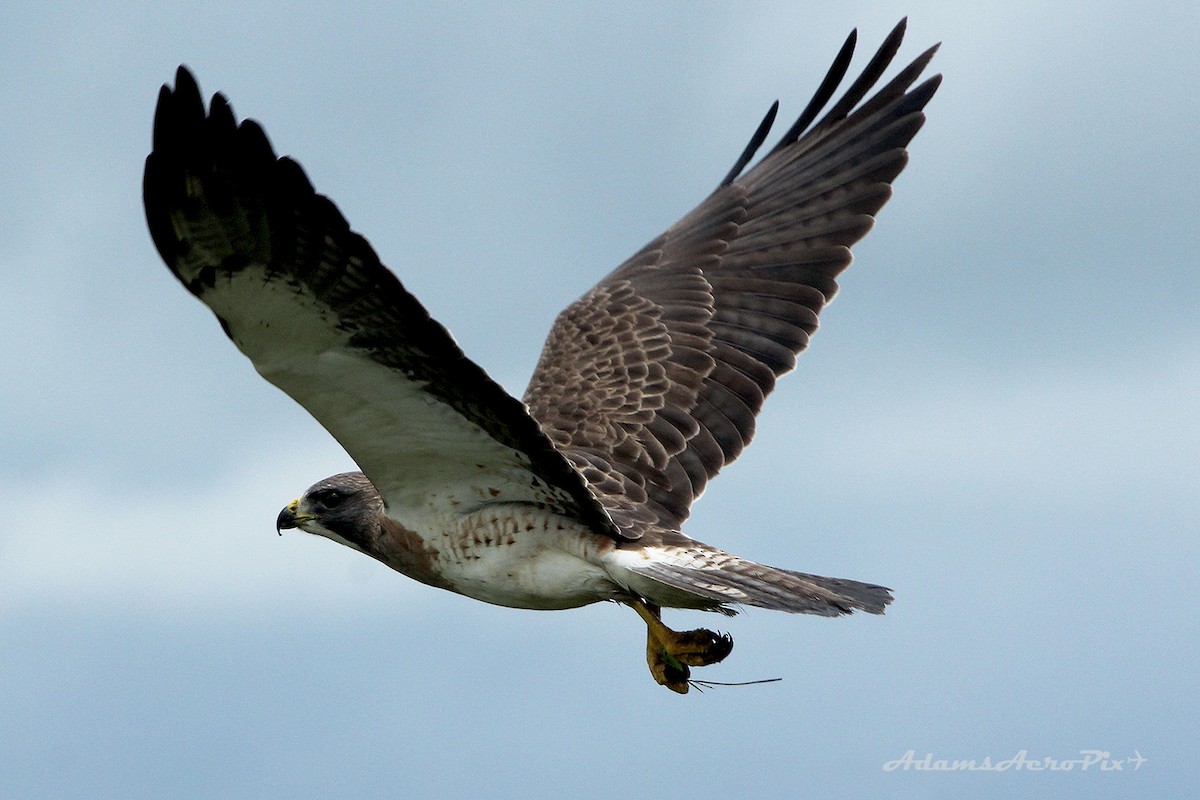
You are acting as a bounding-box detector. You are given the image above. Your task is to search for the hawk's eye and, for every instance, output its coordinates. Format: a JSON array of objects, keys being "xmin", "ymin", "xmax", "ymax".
[{"xmin": 311, "ymin": 489, "xmax": 346, "ymax": 510}]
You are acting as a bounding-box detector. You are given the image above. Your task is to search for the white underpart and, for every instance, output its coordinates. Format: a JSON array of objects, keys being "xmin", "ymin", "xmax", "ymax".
[
  {"xmin": 604, "ymin": 545, "xmax": 751, "ymax": 607},
  {"xmin": 415, "ymin": 506, "xmax": 623, "ymax": 610}
]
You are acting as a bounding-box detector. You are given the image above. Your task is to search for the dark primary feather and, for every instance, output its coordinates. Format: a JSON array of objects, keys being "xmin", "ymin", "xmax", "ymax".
[
  {"xmin": 524, "ymin": 19, "xmax": 941, "ymax": 536},
  {"xmin": 143, "ymin": 66, "xmax": 622, "ymax": 539}
]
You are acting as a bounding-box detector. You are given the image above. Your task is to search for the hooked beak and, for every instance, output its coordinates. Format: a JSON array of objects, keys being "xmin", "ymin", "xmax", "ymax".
[{"xmin": 276, "ymin": 498, "xmax": 302, "ymax": 535}]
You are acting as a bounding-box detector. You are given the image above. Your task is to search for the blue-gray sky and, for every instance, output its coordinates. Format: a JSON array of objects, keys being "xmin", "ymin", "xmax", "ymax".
[{"xmin": 2, "ymin": 2, "xmax": 1196, "ymax": 798}]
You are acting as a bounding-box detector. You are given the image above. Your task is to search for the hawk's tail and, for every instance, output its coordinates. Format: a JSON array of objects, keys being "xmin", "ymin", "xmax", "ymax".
[{"xmin": 625, "ymin": 546, "xmax": 892, "ymax": 616}]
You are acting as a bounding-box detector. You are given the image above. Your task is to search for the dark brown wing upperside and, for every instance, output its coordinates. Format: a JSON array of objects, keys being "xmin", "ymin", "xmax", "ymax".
[{"xmin": 524, "ymin": 20, "xmax": 941, "ymax": 535}]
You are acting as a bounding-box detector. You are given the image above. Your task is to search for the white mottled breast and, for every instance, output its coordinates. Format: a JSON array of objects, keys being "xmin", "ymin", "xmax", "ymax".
[{"xmin": 406, "ymin": 505, "xmax": 624, "ymax": 610}]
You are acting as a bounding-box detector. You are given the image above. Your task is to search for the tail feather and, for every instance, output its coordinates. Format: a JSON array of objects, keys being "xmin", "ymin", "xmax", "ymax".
[{"xmin": 635, "ymin": 557, "xmax": 893, "ymax": 616}]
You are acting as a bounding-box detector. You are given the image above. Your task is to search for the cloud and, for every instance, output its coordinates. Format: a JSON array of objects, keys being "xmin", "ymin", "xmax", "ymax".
[{"xmin": 0, "ymin": 445, "xmax": 427, "ymax": 618}]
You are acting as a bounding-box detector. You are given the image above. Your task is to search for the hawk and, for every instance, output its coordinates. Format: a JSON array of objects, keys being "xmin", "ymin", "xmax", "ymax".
[{"xmin": 144, "ymin": 20, "xmax": 940, "ymax": 693}]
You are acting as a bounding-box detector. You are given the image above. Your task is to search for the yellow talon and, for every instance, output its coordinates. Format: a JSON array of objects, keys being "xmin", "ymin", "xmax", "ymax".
[{"xmin": 631, "ymin": 599, "xmax": 734, "ymax": 694}]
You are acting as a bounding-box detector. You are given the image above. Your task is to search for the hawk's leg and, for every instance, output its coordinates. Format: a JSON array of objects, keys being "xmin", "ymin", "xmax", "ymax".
[{"xmin": 630, "ymin": 599, "xmax": 733, "ymax": 694}]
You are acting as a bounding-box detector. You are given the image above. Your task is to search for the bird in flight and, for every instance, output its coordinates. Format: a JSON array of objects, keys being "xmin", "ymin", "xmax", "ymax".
[{"xmin": 144, "ymin": 19, "xmax": 940, "ymax": 693}]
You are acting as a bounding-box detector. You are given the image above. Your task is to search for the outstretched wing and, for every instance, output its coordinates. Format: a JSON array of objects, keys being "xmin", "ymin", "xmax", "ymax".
[
  {"xmin": 524, "ymin": 20, "xmax": 941, "ymax": 535},
  {"xmin": 144, "ymin": 67, "xmax": 619, "ymax": 538}
]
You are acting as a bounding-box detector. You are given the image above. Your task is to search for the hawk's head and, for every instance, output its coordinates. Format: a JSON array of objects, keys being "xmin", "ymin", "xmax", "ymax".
[{"xmin": 276, "ymin": 472, "xmax": 383, "ymax": 555}]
